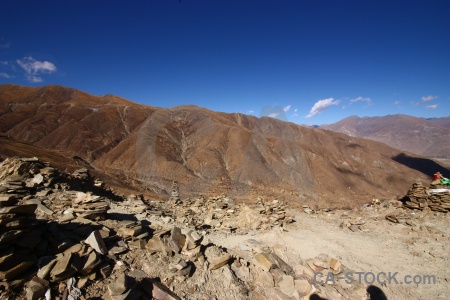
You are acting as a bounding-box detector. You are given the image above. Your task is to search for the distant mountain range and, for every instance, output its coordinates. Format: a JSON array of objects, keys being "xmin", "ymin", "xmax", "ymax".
[
  {"xmin": 323, "ymin": 115, "xmax": 450, "ymax": 159},
  {"xmin": 1, "ymin": 84, "xmax": 448, "ymax": 207}
]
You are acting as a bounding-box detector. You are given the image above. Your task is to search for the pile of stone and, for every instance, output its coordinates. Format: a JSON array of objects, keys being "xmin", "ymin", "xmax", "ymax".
[
  {"xmin": 385, "ymin": 212, "xmax": 414, "ymax": 225},
  {"xmin": 0, "ymin": 196, "xmax": 40, "ymax": 283},
  {"xmin": 71, "ymin": 192, "xmax": 110, "ymax": 220},
  {"xmin": 0, "ymin": 157, "xmax": 184, "ymax": 299},
  {"xmin": 427, "ymin": 191, "xmax": 450, "ymax": 213},
  {"xmin": 147, "ymin": 194, "xmax": 295, "ymax": 233},
  {"xmin": 71, "ymin": 168, "xmax": 90, "ymax": 181},
  {"xmin": 168, "ymin": 181, "xmax": 181, "ymax": 204},
  {"xmin": 400, "ymin": 180, "xmax": 450, "ymax": 213},
  {"xmin": 340, "ymin": 217, "xmax": 366, "ymax": 232},
  {"xmin": 122, "ymin": 194, "xmax": 148, "ymax": 215}
]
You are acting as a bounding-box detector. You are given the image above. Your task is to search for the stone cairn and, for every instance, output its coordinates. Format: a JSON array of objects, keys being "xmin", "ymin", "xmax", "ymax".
[
  {"xmin": 400, "ymin": 179, "xmax": 450, "ymax": 213},
  {"xmin": 168, "ymin": 181, "xmax": 181, "ymax": 205}
]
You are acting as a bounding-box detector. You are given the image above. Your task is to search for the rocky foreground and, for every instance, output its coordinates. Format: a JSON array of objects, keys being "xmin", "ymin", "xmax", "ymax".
[{"xmin": 0, "ymin": 157, "xmax": 449, "ymax": 299}]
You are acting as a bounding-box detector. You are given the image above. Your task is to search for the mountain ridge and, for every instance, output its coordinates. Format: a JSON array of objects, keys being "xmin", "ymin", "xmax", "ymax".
[
  {"xmin": 1, "ymin": 84, "xmax": 448, "ymax": 207},
  {"xmin": 323, "ymin": 114, "xmax": 450, "ymax": 159}
]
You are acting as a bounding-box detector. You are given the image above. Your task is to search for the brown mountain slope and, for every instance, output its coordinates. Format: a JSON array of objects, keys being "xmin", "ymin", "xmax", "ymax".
[
  {"xmin": 427, "ymin": 116, "xmax": 450, "ymax": 129},
  {"xmin": 1, "ymin": 84, "xmax": 448, "ymax": 207},
  {"xmin": 0, "ymin": 84, "xmax": 155, "ymax": 160},
  {"xmin": 323, "ymin": 114, "xmax": 450, "ymax": 159}
]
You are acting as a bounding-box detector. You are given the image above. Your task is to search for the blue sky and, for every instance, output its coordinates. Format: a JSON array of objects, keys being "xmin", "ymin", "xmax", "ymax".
[{"xmin": 1, "ymin": 0, "xmax": 449, "ymax": 124}]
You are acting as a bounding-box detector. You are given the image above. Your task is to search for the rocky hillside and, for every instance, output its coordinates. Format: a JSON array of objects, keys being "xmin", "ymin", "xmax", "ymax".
[
  {"xmin": 323, "ymin": 115, "xmax": 450, "ymax": 159},
  {"xmin": 1, "ymin": 157, "xmax": 448, "ymax": 300},
  {"xmin": 1, "ymin": 84, "xmax": 448, "ymax": 206}
]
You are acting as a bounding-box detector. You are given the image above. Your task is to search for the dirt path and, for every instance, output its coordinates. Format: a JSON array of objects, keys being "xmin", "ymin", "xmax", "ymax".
[{"xmin": 210, "ymin": 207, "xmax": 450, "ymax": 300}]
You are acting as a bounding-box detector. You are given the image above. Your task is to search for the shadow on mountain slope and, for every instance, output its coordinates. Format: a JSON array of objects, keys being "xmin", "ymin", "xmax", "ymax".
[{"xmin": 392, "ymin": 153, "xmax": 450, "ymax": 177}]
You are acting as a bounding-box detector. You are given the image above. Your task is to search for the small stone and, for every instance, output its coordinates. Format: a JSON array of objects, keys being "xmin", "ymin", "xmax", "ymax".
[
  {"xmin": 31, "ymin": 174, "xmax": 44, "ymax": 185},
  {"xmin": 338, "ymin": 278, "xmax": 351, "ymax": 289},
  {"xmin": 254, "ymin": 253, "xmax": 278, "ymax": 271},
  {"xmin": 151, "ymin": 281, "xmax": 181, "ymax": 300},
  {"xmin": 349, "ymin": 225, "xmax": 360, "ymax": 232},
  {"xmin": 244, "ymin": 239, "xmax": 271, "ymax": 253},
  {"xmin": 128, "ymin": 269, "xmax": 148, "ymax": 280},
  {"xmin": 80, "ymin": 251, "xmax": 101, "ymax": 275},
  {"xmin": 85, "ymin": 230, "xmax": 107, "ymax": 255},
  {"xmin": 50, "ymin": 253, "xmax": 77, "ymax": 282},
  {"xmin": 271, "ymin": 268, "xmax": 285, "ymax": 286},
  {"xmin": 324, "ymin": 285, "xmax": 342, "ymax": 300},
  {"xmin": 25, "ymin": 199, "xmax": 53, "ymax": 215},
  {"xmin": 181, "ymin": 246, "xmax": 201, "ymax": 260},
  {"xmin": 128, "ymin": 239, "xmax": 146, "ymax": 250},
  {"xmin": 306, "ymin": 258, "xmax": 327, "ymax": 272},
  {"xmin": 270, "ymin": 253, "xmax": 293, "ymax": 275},
  {"xmin": 256, "ymin": 270, "xmax": 274, "ymax": 287},
  {"xmin": 26, "ymin": 276, "xmax": 49, "ymax": 300},
  {"xmin": 99, "ymin": 263, "xmax": 112, "ymax": 278},
  {"xmin": 109, "ymin": 246, "xmax": 128, "ymax": 255},
  {"xmin": 108, "ymin": 272, "xmax": 128, "ymax": 296},
  {"xmin": 168, "ymin": 227, "xmax": 185, "ymax": 253},
  {"xmin": 293, "ymin": 264, "xmax": 315, "ymax": 279},
  {"xmin": 209, "ymin": 254, "xmax": 231, "ymax": 270},
  {"xmin": 279, "ymin": 275, "xmax": 295, "ymax": 296},
  {"xmin": 0, "ymin": 204, "xmax": 37, "ymax": 215},
  {"xmin": 294, "ymin": 279, "xmax": 312, "ymax": 297},
  {"xmin": 37, "ymin": 258, "xmax": 57, "ymax": 280},
  {"xmin": 118, "ymin": 224, "xmax": 142, "ymax": 237},
  {"xmin": 145, "ymin": 236, "xmax": 163, "ymax": 252},
  {"xmin": 329, "ymin": 258, "xmax": 341, "ymax": 271}
]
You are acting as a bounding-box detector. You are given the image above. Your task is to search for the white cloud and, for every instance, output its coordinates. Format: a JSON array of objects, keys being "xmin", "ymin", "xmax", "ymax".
[
  {"xmin": 247, "ymin": 110, "xmax": 254, "ymax": 115},
  {"xmin": 292, "ymin": 113, "xmax": 299, "ymax": 117},
  {"xmin": 394, "ymin": 100, "xmax": 400, "ymax": 105},
  {"xmin": 268, "ymin": 113, "xmax": 279, "ymax": 118},
  {"xmin": 421, "ymin": 95, "xmax": 437, "ymax": 103},
  {"xmin": 0, "ymin": 72, "xmax": 11, "ymax": 78},
  {"xmin": 16, "ymin": 56, "xmax": 57, "ymax": 83},
  {"xmin": 305, "ymin": 98, "xmax": 339, "ymax": 118},
  {"xmin": 350, "ymin": 96, "xmax": 372, "ymax": 105},
  {"xmin": 294, "ymin": 108, "xmax": 298, "ymax": 112},
  {"xmin": 283, "ymin": 105, "xmax": 291, "ymax": 112},
  {"xmin": 426, "ymin": 104, "xmax": 439, "ymax": 109}
]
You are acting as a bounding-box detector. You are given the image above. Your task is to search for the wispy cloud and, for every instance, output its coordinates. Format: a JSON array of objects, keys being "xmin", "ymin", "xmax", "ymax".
[
  {"xmin": 415, "ymin": 95, "xmax": 438, "ymax": 106},
  {"xmin": 283, "ymin": 105, "xmax": 291, "ymax": 112},
  {"xmin": 306, "ymin": 98, "xmax": 339, "ymax": 118},
  {"xmin": 0, "ymin": 61, "xmax": 13, "ymax": 79},
  {"xmin": 268, "ymin": 113, "xmax": 279, "ymax": 118},
  {"xmin": 426, "ymin": 104, "xmax": 439, "ymax": 109},
  {"xmin": 247, "ymin": 110, "xmax": 254, "ymax": 115},
  {"xmin": 421, "ymin": 95, "xmax": 437, "ymax": 103},
  {"xmin": 16, "ymin": 56, "xmax": 57, "ymax": 83},
  {"xmin": 394, "ymin": 100, "xmax": 400, "ymax": 105},
  {"xmin": 350, "ymin": 96, "xmax": 372, "ymax": 106}
]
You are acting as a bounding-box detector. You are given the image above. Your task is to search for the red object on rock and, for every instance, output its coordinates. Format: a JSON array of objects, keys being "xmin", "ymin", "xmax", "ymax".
[{"xmin": 432, "ymin": 172, "xmax": 442, "ymax": 180}]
